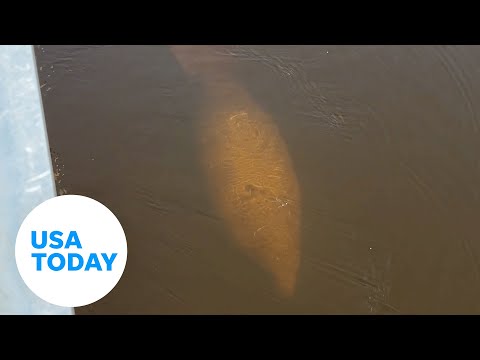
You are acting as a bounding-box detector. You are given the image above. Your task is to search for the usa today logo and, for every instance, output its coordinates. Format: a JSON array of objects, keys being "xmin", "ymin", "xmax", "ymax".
[
  {"xmin": 31, "ymin": 231, "xmax": 117, "ymax": 272},
  {"xmin": 15, "ymin": 195, "xmax": 128, "ymax": 308}
]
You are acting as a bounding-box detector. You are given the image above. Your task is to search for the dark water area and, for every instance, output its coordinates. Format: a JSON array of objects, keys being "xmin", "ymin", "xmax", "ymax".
[{"xmin": 35, "ymin": 45, "xmax": 480, "ymax": 314}]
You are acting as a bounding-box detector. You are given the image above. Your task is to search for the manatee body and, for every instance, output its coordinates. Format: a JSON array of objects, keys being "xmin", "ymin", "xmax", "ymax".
[
  {"xmin": 200, "ymin": 97, "xmax": 301, "ymax": 298},
  {"xmin": 171, "ymin": 46, "xmax": 301, "ymax": 297}
]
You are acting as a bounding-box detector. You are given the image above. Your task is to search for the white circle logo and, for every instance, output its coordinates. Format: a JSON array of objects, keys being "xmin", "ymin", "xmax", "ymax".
[{"xmin": 15, "ymin": 195, "xmax": 128, "ymax": 308}]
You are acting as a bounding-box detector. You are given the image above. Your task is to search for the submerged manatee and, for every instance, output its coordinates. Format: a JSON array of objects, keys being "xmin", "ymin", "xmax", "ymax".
[
  {"xmin": 172, "ymin": 46, "xmax": 301, "ymax": 297},
  {"xmin": 203, "ymin": 107, "xmax": 301, "ymax": 297}
]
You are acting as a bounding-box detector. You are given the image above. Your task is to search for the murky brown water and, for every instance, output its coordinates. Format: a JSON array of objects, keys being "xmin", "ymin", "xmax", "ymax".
[{"xmin": 35, "ymin": 45, "xmax": 480, "ymax": 314}]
